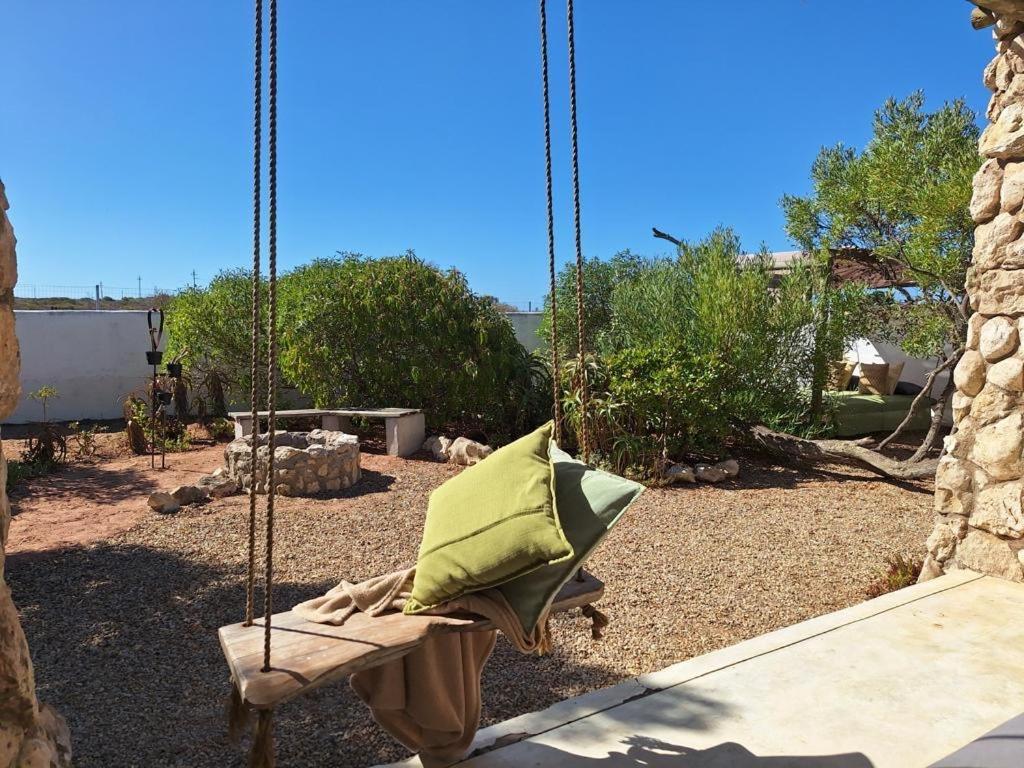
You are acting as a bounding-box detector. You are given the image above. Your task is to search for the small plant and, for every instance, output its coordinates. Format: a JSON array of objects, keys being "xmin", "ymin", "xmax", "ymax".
[
  {"xmin": 4, "ymin": 459, "xmax": 31, "ymax": 494},
  {"xmin": 68, "ymin": 421, "xmax": 105, "ymax": 458},
  {"xmin": 865, "ymin": 553, "xmax": 923, "ymax": 599},
  {"xmin": 28, "ymin": 385, "xmax": 59, "ymax": 422},
  {"xmin": 207, "ymin": 417, "xmax": 235, "ymax": 442},
  {"xmin": 122, "ymin": 391, "xmax": 191, "ymax": 455}
]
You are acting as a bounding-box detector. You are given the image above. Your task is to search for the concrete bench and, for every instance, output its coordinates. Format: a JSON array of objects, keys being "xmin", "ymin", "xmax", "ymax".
[{"xmin": 228, "ymin": 407, "xmax": 425, "ymax": 458}]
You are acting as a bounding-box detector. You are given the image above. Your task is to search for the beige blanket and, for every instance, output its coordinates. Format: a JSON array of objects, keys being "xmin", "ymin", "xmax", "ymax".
[{"xmin": 293, "ymin": 568, "xmax": 550, "ymax": 766}]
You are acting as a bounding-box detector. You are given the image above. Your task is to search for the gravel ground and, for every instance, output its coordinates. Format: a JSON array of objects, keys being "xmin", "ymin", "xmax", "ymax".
[{"xmin": 5, "ymin": 447, "xmax": 934, "ymax": 767}]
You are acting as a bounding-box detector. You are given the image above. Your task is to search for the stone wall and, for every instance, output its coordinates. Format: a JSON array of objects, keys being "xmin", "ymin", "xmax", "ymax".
[
  {"xmin": 0, "ymin": 180, "xmax": 72, "ymax": 767},
  {"xmin": 225, "ymin": 430, "xmax": 361, "ymax": 496},
  {"xmin": 924, "ymin": 3, "xmax": 1024, "ymax": 581}
]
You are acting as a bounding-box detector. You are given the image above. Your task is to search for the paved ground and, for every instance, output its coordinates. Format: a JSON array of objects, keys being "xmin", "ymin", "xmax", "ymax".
[
  {"xmin": 405, "ymin": 571, "xmax": 1024, "ymax": 768},
  {"xmin": 4, "ymin": 440, "xmax": 936, "ymax": 767}
]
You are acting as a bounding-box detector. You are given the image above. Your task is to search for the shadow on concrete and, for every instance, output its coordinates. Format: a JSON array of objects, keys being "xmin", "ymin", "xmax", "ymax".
[{"xmin": 481, "ymin": 735, "xmax": 873, "ymax": 767}]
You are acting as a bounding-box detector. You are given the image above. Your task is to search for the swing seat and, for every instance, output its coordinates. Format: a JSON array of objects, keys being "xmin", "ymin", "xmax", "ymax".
[{"xmin": 219, "ymin": 571, "xmax": 604, "ymax": 710}]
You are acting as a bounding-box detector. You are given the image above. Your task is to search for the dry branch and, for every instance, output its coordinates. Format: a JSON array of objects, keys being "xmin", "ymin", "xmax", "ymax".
[{"xmin": 748, "ymin": 424, "xmax": 938, "ymax": 480}]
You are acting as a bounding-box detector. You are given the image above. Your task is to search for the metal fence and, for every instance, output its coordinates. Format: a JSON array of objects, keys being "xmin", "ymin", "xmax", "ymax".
[{"xmin": 13, "ymin": 283, "xmax": 180, "ymax": 301}]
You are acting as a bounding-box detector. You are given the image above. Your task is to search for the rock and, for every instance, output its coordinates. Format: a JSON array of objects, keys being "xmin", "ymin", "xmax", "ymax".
[
  {"xmin": 916, "ymin": 554, "xmax": 944, "ymax": 583},
  {"xmin": 715, "ymin": 459, "xmax": 740, "ymax": 478},
  {"xmin": 147, "ymin": 491, "xmax": 180, "ymax": 514},
  {"xmin": 988, "ymin": 356, "xmax": 1024, "ymax": 391},
  {"xmin": 422, "ymin": 435, "xmax": 452, "ymax": 462},
  {"xmin": 971, "ymin": 481, "xmax": 1024, "ymax": 538},
  {"xmin": 970, "ymin": 268, "xmax": 1024, "ymax": 315},
  {"xmin": 926, "ymin": 521, "xmax": 961, "ymax": 562},
  {"xmin": 664, "ymin": 463, "xmax": 695, "ymax": 483},
  {"xmin": 170, "ymin": 485, "xmax": 209, "ymax": 506},
  {"xmin": 935, "ymin": 456, "xmax": 972, "ymax": 494},
  {"xmin": 953, "ymin": 350, "xmax": 987, "ymax": 397},
  {"xmin": 985, "ymin": 55, "xmax": 1000, "ymax": 90},
  {"xmin": 952, "ymin": 391, "xmax": 974, "ymax": 422},
  {"xmin": 969, "ymin": 383, "xmax": 1019, "ymax": 426},
  {"xmin": 198, "ymin": 474, "xmax": 238, "ymax": 498},
  {"xmin": 448, "ymin": 437, "xmax": 493, "ymax": 466},
  {"xmin": 211, "ymin": 466, "xmax": 226, "ymax": 478},
  {"xmin": 969, "ymin": 411, "xmax": 1024, "ymax": 481},
  {"xmin": 955, "ymin": 528, "xmax": 1024, "ymax": 581},
  {"xmin": 1003, "ymin": 161, "xmax": 1024, "ymax": 212},
  {"xmin": 980, "ymin": 315, "xmax": 1019, "ymax": 361},
  {"xmin": 967, "ymin": 312, "xmax": 986, "ymax": 351},
  {"xmin": 972, "ymin": 158, "xmax": 1004, "ymax": 222},
  {"xmin": 979, "ymin": 102, "xmax": 1024, "ymax": 159},
  {"xmin": 971, "ymin": 212, "xmax": 1023, "ymax": 270},
  {"xmin": 695, "ymin": 464, "xmax": 728, "ymax": 483}
]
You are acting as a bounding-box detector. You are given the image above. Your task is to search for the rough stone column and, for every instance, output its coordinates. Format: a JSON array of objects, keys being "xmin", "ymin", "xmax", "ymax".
[
  {"xmin": 0, "ymin": 180, "xmax": 72, "ymax": 767},
  {"xmin": 923, "ymin": 3, "xmax": 1024, "ymax": 582}
]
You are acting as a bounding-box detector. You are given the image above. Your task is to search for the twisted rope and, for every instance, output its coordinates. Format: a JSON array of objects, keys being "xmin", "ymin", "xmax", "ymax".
[
  {"xmin": 262, "ymin": 0, "xmax": 279, "ymax": 674},
  {"xmin": 539, "ymin": 0, "xmax": 562, "ymax": 444},
  {"xmin": 566, "ymin": 0, "xmax": 590, "ymax": 461},
  {"xmin": 245, "ymin": 0, "xmax": 263, "ymax": 628}
]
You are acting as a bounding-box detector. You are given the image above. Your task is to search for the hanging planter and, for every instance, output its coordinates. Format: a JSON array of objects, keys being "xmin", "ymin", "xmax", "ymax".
[
  {"xmin": 167, "ymin": 362, "xmax": 183, "ymax": 378},
  {"xmin": 157, "ymin": 391, "xmax": 173, "ymax": 405},
  {"xmin": 147, "ymin": 350, "xmax": 164, "ymax": 366}
]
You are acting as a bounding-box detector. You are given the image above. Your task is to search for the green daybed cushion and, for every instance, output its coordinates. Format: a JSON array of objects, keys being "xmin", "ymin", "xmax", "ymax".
[
  {"xmin": 828, "ymin": 391, "xmax": 933, "ymax": 438},
  {"xmin": 497, "ymin": 442, "xmax": 644, "ymax": 634},
  {"xmin": 404, "ymin": 422, "xmax": 574, "ymax": 614}
]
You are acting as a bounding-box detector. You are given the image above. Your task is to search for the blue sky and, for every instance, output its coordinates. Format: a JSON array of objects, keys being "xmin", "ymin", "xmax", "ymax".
[{"xmin": 1, "ymin": 1, "xmax": 994, "ymax": 308}]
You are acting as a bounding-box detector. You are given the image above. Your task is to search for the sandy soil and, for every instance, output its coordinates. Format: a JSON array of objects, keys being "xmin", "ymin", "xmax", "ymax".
[{"xmin": 4, "ymin": 441, "xmax": 935, "ymax": 768}]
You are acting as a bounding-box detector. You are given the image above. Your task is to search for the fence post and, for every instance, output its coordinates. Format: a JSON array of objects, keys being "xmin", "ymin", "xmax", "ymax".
[{"xmin": 94, "ymin": 285, "xmax": 100, "ymax": 310}]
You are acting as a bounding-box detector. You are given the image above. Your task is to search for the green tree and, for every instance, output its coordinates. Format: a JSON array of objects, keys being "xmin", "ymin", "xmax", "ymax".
[{"xmin": 782, "ymin": 92, "xmax": 978, "ymax": 461}]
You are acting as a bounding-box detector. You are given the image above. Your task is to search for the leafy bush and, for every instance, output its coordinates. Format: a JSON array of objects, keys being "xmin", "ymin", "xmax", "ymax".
[
  {"xmin": 548, "ymin": 227, "xmax": 869, "ymax": 470},
  {"xmin": 278, "ymin": 252, "xmax": 549, "ymax": 437},
  {"xmin": 165, "ymin": 270, "xmax": 269, "ymax": 413}
]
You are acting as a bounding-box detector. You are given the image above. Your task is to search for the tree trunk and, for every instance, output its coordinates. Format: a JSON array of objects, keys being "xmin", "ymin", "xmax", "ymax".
[
  {"xmin": 747, "ymin": 424, "xmax": 938, "ymax": 480},
  {"xmin": 907, "ymin": 371, "xmax": 955, "ymax": 464}
]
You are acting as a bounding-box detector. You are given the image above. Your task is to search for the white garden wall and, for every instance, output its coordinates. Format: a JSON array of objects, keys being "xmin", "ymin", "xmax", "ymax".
[
  {"xmin": 505, "ymin": 311, "xmax": 543, "ymax": 352},
  {"xmin": 5, "ymin": 310, "xmax": 160, "ymax": 424}
]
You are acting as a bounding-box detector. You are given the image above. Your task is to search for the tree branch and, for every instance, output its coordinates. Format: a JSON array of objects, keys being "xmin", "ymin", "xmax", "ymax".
[
  {"xmin": 876, "ymin": 347, "xmax": 963, "ymax": 451},
  {"xmin": 652, "ymin": 227, "xmax": 682, "ymax": 246},
  {"xmin": 747, "ymin": 424, "xmax": 938, "ymax": 480}
]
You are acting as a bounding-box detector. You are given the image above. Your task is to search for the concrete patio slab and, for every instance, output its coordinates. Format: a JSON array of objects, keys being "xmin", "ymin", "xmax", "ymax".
[{"xmin": 379, "ymin": 569, "xmax": 1024, "ymax": 768}]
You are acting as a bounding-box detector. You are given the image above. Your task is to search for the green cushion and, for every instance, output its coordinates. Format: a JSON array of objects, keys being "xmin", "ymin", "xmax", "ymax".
[
  {"xmin": 827, "ymin": 391, "xmax": 933, "ymax": 437},
  {"xmin": 404, "ymin": 422, "xmax": 574, "ymax": 614},
  {"xmin": 497, "ymin": 442, "xmax": 644, "ymax": 634}
]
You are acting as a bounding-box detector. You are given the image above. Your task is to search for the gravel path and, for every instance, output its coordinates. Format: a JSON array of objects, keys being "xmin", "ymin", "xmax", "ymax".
[{"xmin": 5, "ymin": 447, "xmax": 934, "ymax": 767}]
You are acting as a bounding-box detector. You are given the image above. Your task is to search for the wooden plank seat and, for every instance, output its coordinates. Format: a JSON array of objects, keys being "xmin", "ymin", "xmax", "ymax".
[
  {"xmin": 228, "ymin": 407, "xmax": 426, "ymax": 457},
  {"xmin": 219, "ymin": 571, "xmax": 604, "ymax": 709}
]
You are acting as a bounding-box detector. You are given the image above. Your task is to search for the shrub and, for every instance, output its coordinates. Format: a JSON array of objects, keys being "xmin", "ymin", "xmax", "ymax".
[
  {"xmin": 865, "ymin": 553, "xmax": 923, "ymax": 598},
  {"xmin": 165, "ymin": 270, "xmax": 269, "ymax": 413},
  {"xmin": 548, "ymin": 227, "xmax": 868, "ymax": 468},
  {"xmin": 278, "ymin": 252, "xmax": 549, "ymax": 436}
]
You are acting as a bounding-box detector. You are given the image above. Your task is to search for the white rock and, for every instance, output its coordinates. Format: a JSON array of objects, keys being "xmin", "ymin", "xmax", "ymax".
[
  {"xmin": 988, "ymin": 356, "xmax": 1024, "ymax": 391},
  {"xmin": 198, "ymin": 475, "xmax": 239, "ymax": 498},
  {"xmin": 422, "ymin": 435, "xmax": 452, "ymax": 462},
  {"xmin": 971, "ymin": 481, "xmax": 1024, "ymax": 539},
  {"xmin": 970, "ymin": 411, "xmax": 1024, "ymax": 481},
  {"xmin": 972, "ymin": 211, "xmax": 1023, "ymax": 270},
  {"xmin": 715, "ymin": 459, "xmax": 740, "ymax": 478},
  {"xmin": 448, "ymin": 437, "xmax": 493, "ymax": 466},
  {"xmin": 1002, "ymin": 161, "xmax": 1024, "ymax": 212},
  {"xmin": 171, "ymin": 484, "xmax": 210, "ymax": 506},
  {"xmin": 953, "ymin": 350, "xmax": 987, "ymax": 397},
  {"xmin": 971, "ymin": 158, "xmax": 1003, "ymax": 222},
  {"xmin": 147, "ymin": 491, "xmax": 180, "ymax": 514},
  {"xmin": 695, "ymin": 464, "xmax": 728, "ymax": 483},
  {"xmin": 664, "ymin": 463, "xmax": 695, "ymax": 484},
  {"xmin": 980, "ymin": 102, "xmax": 1024, "ymax": 159},
  {"xmin": 979, "ymin": 315, "xmax": 1019, "ymax": 361},
  {"xmin": 967, "ymin": 312, "xmax": 986, "ymax": 350}
]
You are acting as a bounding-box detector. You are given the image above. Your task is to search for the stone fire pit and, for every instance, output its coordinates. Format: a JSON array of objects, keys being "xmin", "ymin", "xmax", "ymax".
[{"xmin": 225, "ymin": 429, "xmax": 360, "ymax": 496}]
